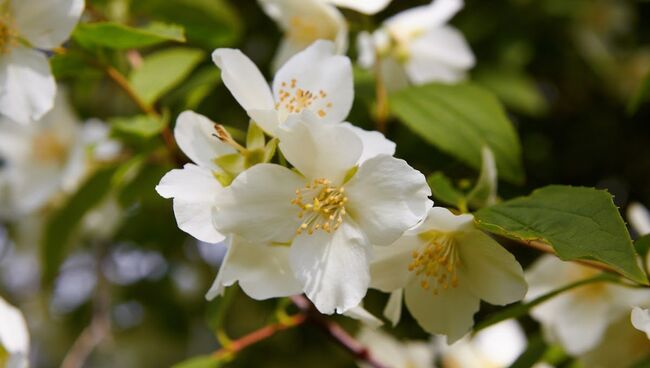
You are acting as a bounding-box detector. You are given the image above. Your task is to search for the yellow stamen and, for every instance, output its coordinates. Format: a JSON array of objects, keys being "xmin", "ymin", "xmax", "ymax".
[
  {"xmin": 408, "ymin": 233, "xmax": 461, "ymax": 296},
  {"xmin": 291, "ymin": 178, "xmax": 347, "ymax": 235}
]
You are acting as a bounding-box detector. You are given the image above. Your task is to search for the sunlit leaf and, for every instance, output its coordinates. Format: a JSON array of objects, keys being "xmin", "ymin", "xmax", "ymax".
[{"xmin": 73, "ymin": 22, "xmax": 185, "ymax": 49}]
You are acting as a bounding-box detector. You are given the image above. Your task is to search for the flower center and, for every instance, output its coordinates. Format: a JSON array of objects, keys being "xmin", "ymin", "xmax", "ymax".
[
  {"xmin": 291, "ymin": 178, "xmax": 347, "ymax": 235},
  {"xmin": 276, "ymin": 78, "xmax": 333, "ymax": 118},
  {"xmin": 287, "ymin": 15, "xmax": 337, "ymax": 46},
  {"xmin": 408, "ymin": 233, "xmax": 461, "ymax": 295},
  {"xmin": 32, "ymin": 132, "xmax": 68, "ymax": 165},
  {"xmin": 0, "ymin": 13, "xmax": 17, "ymax": 55}
]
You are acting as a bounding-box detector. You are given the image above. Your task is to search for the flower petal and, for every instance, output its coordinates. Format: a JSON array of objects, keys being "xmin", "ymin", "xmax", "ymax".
[
  {"xmin": 457, "ymin": 230, "xmax": 527, "ymax": 305},
  {"xmin": 0, "ymin": 296, "xmax": 29, "ymax": 355},
  {"xmin": 405, "ymin": 279, "xmax": 479, "ymax": 342},
  {"xmin": 627, "ymin": 202, "xmax": 650, "ymax": 236},
  {"xmin": 385, "ymin": 0, "xmax": 463, "ymax": 39},
  {"xmin": 212, "ymin": 164, "xmax": 304, "ymax": 243},
  {"xmin": 325, "ymin": 0, "xmax": 392, "ymax": 14},
  {"xmin": 289, "ymin": 220, "xmax": 370, "ymax": 314},
  {"xmin": 260, "ymin": 0, "xmax": 347, "ymax": 69},
  {"xmin": 341, "ymin": 123, "xmax": 396, "ymax": 164},
  {"xmin": 156, "ymin": 164, "xmax": 225, "ymax": 243},
  {"xmin": 174, "ymin": 111, "xmax": 235, "ymax": 170},
  {"xmin": 370, "ymin": 239, "xmax": 418, "ymax": 292},
  {"xmin": 345, "ymin": 154, "xmax": 431, "ymax": 245},
  {"xmin": 412, "ymin": 206, "xmax": 473, "ymax": 235},
  {"xmin": 12, "ymin": 0, "xmax": 84, "ymax": 49},
  {"xmin": 631, "ymin": 307, "xmax": 650, "ymax": 340},
  {"xmin": 278, "ymin": 112, "xmax": 362, "ymax": 183},
  {"xmin": 405, "ymin": 26, "xmax": 475, "ymax": 84},
  {"xmin": 273, "ymin": 40, "xmax": 353, "ymax": 124},
  {"xmin": 383, "ymin": 289, "xmax": 404, "ymax": 326},
  {"xmin": 212, "ymin": 48, "xmax": 277, "ymax": 133},
  {"xmin": 206, "ymin": 237, "xmax": 302, "ymax": 300},
  {"xmin": 0, "ymin": 47, "xmax": 56, "ymax": 124},
  {"xmin": 342, "ymin": 304, "xmax": 383, "ymax": 328}
]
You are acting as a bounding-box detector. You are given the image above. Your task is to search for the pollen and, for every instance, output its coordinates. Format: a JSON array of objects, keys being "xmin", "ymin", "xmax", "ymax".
[
  {"xmin": 276, "ymin": 77, "xmax": 334, "ymax": 117},
  {"xmin": 0, "ymin": 14, "xmax": 18, "ymax": 55},
  {"xmin": 291, "ymin": 178, "xmax": 347, "ymax": 235},
  {"xmin": 408, "ymin": 234, "xmax": 461, "ymax": 296},
  {"xmin": 32, "ymin": 133, "xmax": 68, "ymax": 165}
]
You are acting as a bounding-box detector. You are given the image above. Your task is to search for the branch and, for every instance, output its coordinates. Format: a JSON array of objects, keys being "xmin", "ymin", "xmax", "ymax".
[
  {"xmin": 212, "ymin": 313, "xmax": 307, "ymax": 360},
  {"xmin": 291, "ymin": 295, "xmax": 388, "ymax": 368}
]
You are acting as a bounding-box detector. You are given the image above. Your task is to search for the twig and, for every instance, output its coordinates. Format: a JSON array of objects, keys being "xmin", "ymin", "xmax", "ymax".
[
  {"xmin": 291, "ymin": 295, "xmax": 387, "ymax": 368},
  {"xmin": 212, "ymin": 313, "xmax": 307, "ymax": 360}
]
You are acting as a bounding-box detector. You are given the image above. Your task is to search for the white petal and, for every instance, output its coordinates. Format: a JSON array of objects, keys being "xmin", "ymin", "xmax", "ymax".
[
  {"xmin": 156, "ymin": 164, "xmax": 226, "ymax": 243},
  {"xmin": 345, "ymin": 155, "xmax": 432, "ymax": 245},
  {"xmin": 212, "ymin": 164, "xmax": 304, "ymax": 243},
  {"xmin": 370, "ymin": 239, "xmax": 418, "ymax": 292},
  {"xmin": 12, "ymin": 0, "xmax": 84, "ymax": 49},
  {"xmin": 212, "ymin": 49, "xmax": 278, "ymax": 133},
  {"xmin": 341, "ymin": 123, "xmax": 396, "ymax": 164},
  {"xmin": 0, "ymin": 47, "xmax": 56, "ymax": 124},
  {"xmin": 457, "ymin": 230, "xmax": 527, "ymax": 305},
  {"xmin": 289, "ymin": 220, "xmax": 371, "ymax": 314},
  {"xmin": 273, "ymin": 40, "xmax": 353, "ymax": 124},
  {"xmin": 472, "ymin": 320, "xmax": 527, "ymax": 367},
  {"xmin": 404, "ymin": 279, "xmax": 479, "ymax": 342},
  {"xmin": 631, "ymin": 307, "xmax": 650, "ymax": 340},
  {"xmin": 628, "ymin": 203, "xmax": 650, "ymax": 236},
  {"xmin": 343, "ymin": 305, "xmax": 383, "ymax": 328},
  {"xmin": 405, "ymin": 26, "xmax": 475, "ymax": 84},
  {"xmin": 326, "ymin": 0, "xmax": 392, "ymax": 14},
  {"xmin": 206, "ymin": 237, "xmax": 302, "ymax": 300},
  {"xmin": 383, "ymin": 289, "xmax": 404, "ymax": 326},
  {"xmin": 260, "ymin": 0, "xmax": 348, "ymax": 68},
  {"xmin": 356, "ymin": 31, "xmax": 376, "ymax": 69},
  {"xmin": 385, "ymin": 0, "xmax": 463, "ymax": 39},
  {"xmin": 0, "ymin": 296, "xmax": 29, "ymax": 355},
  {"xmin": 278, "ymin": 112, "xmax": 362, "ymax": 183},
  {"xmin": 173, "ymin": 111, "xmax": 235, "ymax": 170},
  {"xmin": 412, "ymin": 207, "xmax": 473, "ymax": 234}
]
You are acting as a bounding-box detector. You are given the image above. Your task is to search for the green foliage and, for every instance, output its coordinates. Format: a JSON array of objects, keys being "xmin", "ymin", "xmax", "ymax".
[
  {"xmin": 634, "ymin": 234, "xmax": 650, "ymax": 262},
  {"xmin": 508, "ymin": 335, "xmax": 548, "ymax": 368},
  {"xmin": 466, "ymin": 146, "xmax": 498, "ymax": 209},
  {"xmin": 427, "ymin": 172, "xmax": 467, "ymax": 210},
  {"xmin": 132, "ymin": 0, "xmax": 242, "ymax": 49},
  {"xmin": 111, "ymin": 115, "xmax": 168, "ymax": 138},
  {"xmin": 172, "ymin": 355, "xmax": 221, "ymax": 368},
  {"xmin": 390, "ymin": 82, "xmax": 524, "ymax": 184},
  {"xmin": 475, "ymin": 186, "xmax": 648, "ymax": 284},
  {"xmin": 41, "ymin": 167, "xmax": 118, "ymax": 284},
  {"xmin": 73, "ymin": 22, "xmax": 185, "ymax": 49},
  {"xmin": 165, "ymin": 66, "xmax": 221, "ymax": 110},
  {"xmin": 476, "ymin": 69, "xmax": 547, "ymax": 117},
  {"xmin": 129, "ymin": 48, "xmax": 205, "ymax": 105},
  {"xmin": 628, "ymin": 72, "xmax": 650, "ymax": 115}
]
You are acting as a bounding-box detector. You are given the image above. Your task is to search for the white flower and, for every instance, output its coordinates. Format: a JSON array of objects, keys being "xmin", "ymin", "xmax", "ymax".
[
  {"xmin": 525, "ymin": 255, "xmax": 650, "ymax": 355},
  {"xmin": 370, "ymin": 207, "xmax": 527, "ymax": 342},
  {"xmin": 357, "ymin": 0, "xmax": 474, "ymax": 88},
  {"xmin": 631, "ymin": 307, "xmax": 650, "ymax": 340},
  {"xmin": 212, "ymin": 112, "xmax": 431, "ymax": 314},
  {"xmin": 0, "ymin": 0, "xmax": 84, "ymax": 124},
  {"xmin": 628, "ymin": 202, "xmax": 650, "ymax": 236},
  {"xmin": 0, "ymin": 296, "xmax": 29, "ymax": 368},
  {"xmin": 213, "ymin": 40, "xmax": 353, "ymax": 135},
  {"xmin": 356, "ymin": 327, "xmax": 434, "ymax": 368},
  {"xmin": 434, "ymin": 320, "xmax": 526, "ymax": 368},
  {"xmin": 579, "ymin": 315, "xmax": 650, "ymax": 368},
  {"xmin": 155, "ymin": 111, "xmax": 235, "ymax": 244},
  {"xmin": 259, "ymin": 0, "xmax": 392, "ymax": 69},
  {"xmin": 0, "ymin": 91, "xmax": 117, "ymax": 218}
]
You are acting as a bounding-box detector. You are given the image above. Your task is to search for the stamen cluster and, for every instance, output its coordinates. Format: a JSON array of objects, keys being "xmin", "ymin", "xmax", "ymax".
[
  {"xmin": 276, "ymin": 79, "xmax": 333, "ymax": 117},
  {"xmin": 291, "ymin": 178, "xmax": 347, "ymax": 235},
  {"xmin": 408, "ymin": 235, "xmax": 461, "ymax": 295}
]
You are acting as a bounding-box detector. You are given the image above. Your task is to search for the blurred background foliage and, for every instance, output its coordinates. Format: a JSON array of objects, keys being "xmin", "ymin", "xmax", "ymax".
[{"xmin": 1, "ymin": 0, "xmax": 650, "ymax": 367}]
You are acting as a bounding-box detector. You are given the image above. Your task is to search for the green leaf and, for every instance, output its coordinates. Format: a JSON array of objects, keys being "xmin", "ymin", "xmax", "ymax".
[
  {"xmin": 132, "ymin": 0, "xmax": 242, "ymax": 49},
  {"xmin": 475, "ymin": 186, "xmax": 648, "ymax": 284},
  {"xmin": 73, "ymin": 22, "xmax": 185, "ymax": 50},
  {"xmin": 111, "ymin": 115, "xmax": 168, "ymax": 138},
  {"xmin": 129, "ymin": 48, "xmax": 205, "ymax": 105},
  {"xmin": 172, "ymin": 355, "xmax": 221, "ymax": 368},
  {"xmin": 427, "ymin": 172, "xmax": 466, "ymax": 210},
  {"xmin": 474, "ymin": 273, "xmax": 615, "ymax": 332},
  {"xmin": 390, "ymin": 82, "xmax": 524, "ymax": 184},
  {"xmin": 476, "ymin": 69, "xmax": 547, "ymax": 117},
  {"xmin": 627, "ymin": 72, "xmax": 650, "ymax": 115},
  {"xmin": 634, "ymin": 234, "xmax": 650, "ymax": 261},
  {"xmin": 42, "ymin": 167, "xmax": 117, "ymax": 284},
  {"xmin": 165, "ymin": 66, "xmax": 221, "ymax": 110}
]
